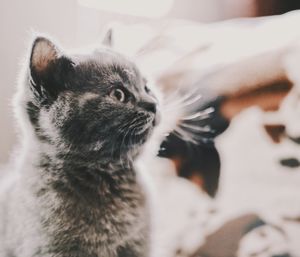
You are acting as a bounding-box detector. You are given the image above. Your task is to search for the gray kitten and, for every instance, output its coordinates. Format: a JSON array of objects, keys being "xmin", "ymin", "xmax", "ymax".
[{"xmin": 0, "ymin": 35, "xmax": 158, "ymax": 257}]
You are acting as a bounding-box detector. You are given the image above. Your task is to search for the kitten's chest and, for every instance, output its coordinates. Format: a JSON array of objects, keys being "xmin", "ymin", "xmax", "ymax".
[{"xmin": 41, "ymin": 180, "xmax": 148, "ymax": 255}]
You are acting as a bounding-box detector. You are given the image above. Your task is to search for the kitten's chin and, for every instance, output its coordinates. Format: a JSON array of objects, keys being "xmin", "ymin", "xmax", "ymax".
[{"xmin": 131, "ymin": 126, "xmax": 154, "ymax": 147}]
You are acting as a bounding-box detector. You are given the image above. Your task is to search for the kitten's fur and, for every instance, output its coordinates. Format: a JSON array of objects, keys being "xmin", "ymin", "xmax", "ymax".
[{"xmin": 0, "ymin": 35, "xmax": 158, "ymax": 257}]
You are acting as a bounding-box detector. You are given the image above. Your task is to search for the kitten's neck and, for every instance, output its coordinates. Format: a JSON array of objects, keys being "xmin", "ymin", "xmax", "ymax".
[{"xmin": 21, "ymin": 140, "xmax": 138, "ymax": 199}]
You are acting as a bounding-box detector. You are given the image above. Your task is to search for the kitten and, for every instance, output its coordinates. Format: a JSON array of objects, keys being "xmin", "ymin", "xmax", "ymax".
[{"xmin": 0, "ymin": 34, "xmax": 158, "ymax": 257}]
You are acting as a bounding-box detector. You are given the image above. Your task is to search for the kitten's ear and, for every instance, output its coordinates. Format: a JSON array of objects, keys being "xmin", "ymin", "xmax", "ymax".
[
  {"xmin": 29, "ymin": 37, "xmax": 73, "ymax": 102},
  {"xmin": 30, "ymin": 37, "xmax": 60, "ymax": 74},
  {"xmin": 102, "ymin": 28, "xmax": 114, "ymax": 47}
]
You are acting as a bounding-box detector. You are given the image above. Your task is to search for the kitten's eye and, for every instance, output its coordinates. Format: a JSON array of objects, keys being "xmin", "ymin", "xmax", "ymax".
[{"xmin": 110, "ymin": 88, "xmax": 126, "ymax": 102}]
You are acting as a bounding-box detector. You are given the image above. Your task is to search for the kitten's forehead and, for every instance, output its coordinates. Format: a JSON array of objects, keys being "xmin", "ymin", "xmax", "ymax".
[{"xmin": 72, "ymin": 50, "xmax": 142, "ymax": 87}]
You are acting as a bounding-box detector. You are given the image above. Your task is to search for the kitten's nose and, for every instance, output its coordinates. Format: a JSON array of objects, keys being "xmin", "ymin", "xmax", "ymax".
[{"xmin": 138, "ymin": 101, "xmax": 156, "ymax": 114}]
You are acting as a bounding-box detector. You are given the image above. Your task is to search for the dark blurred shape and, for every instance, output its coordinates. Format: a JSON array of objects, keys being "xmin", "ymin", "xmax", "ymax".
[
  {"xmin": 263, "ymin": 125, "xmax": 300, "ymax": 168},
  {"xmin": 158, "ymin": 96, "xmax": 229, "ymax": 197},
  {"xmin": 159, "ymin": 135, "xmax": 221, "ymax": 197},
  {"xmin": 221, "ymin": 0, "xmax": 300, "ymax": 20},
  {"xmin": 288, "ymin": 135, "xmax": 300, "ymax": 145},
  {"xmin": 280, "ymin": 158, "xmax": 300, "ymax": 168},
  {"xmin": 255, "ymin": 0, "xmax": 300, "ymax": 16}
]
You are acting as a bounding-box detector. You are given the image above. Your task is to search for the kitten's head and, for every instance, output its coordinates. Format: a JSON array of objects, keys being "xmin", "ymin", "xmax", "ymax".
[{"xmin": 18, "ymin": 36, "xmax": 159, "ymax": 161}]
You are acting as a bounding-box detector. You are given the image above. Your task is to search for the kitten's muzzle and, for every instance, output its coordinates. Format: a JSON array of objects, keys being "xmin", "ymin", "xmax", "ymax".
[
  {"xmin": 137, "ymin": 101, "xmax": 160, "ymax": 126},
  {"xmin": 138, "ymin": 101, "xmax": 156, "ymax": 114}
]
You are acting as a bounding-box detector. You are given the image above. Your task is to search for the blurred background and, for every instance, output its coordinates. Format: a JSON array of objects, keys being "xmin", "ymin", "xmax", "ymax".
[{"xmin": 1, "ymin": 0, "xmax": 300, "ymax": 164}]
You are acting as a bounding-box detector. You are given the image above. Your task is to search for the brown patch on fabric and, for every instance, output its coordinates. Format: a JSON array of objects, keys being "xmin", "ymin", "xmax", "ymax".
[
  {"xmin": 220, "ymin": 80, "xmax": 293, "ymax": 120},
  {"xmin": 264, "ymin": 124, "xmax": 286, "ymax": 143},
  {"xmin": 171, "ymin": 156, "xmax": 183, "ymax": 175},
  {"xmin": 190, "ymin": 173, "xmax": 204, "ymax": 188}
]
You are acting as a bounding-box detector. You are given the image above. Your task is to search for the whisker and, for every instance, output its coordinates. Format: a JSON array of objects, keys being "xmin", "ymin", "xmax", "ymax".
[
  {"xmin": 173, "ymin": 127, "xmax": 198, "ymax": 144},
  {"xmin": 164, "ymin": 86, "xmax": 200, "ymax": 106},
  {"xmin": 163, "ymin": 94, "xmax": 204, "ymax": 115},
  {"xmin": 179, "ymin": 123, "xmax": 211, "ymax": 132},
  {"xmin": 180, "ymin": 107, "xmax": 214, "ymax": 121},
  {"xmin": 179, "ymin": 94, "xmax": 202, "ymax": 108}
]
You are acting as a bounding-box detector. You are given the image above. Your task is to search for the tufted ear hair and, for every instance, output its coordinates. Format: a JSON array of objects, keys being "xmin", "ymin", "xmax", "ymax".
[
  {"xmin": 101, "ymin": 27, "xmax": 114, "ymax": 47},
  {"xmin": 29, "ymin": 36, "xmax": 74, "ymax": 103}
]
